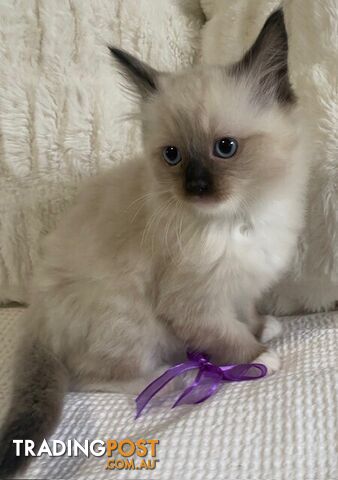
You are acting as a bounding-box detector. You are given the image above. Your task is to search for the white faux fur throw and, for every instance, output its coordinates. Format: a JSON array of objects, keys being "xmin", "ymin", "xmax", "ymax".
[
  {"xmin": 0, "ymin": 0, "xmax": 336, "ymax": 314},
  {"xmin": 0, "ymin": 0, "xmax": 203, "ymax": 303},
  {"xmin": 201, "ymin": 0, "xmax": 338, "ymax": 314}
]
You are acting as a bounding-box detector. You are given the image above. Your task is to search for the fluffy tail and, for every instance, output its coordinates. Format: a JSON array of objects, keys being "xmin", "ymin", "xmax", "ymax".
[{"xmin": 0, "ymin": 342, "xmax": 68, "ymax": 478}]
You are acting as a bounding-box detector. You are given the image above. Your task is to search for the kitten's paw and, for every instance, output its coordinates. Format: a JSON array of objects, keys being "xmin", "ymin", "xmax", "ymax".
[
  {"xmin": 253, "ymin": 349, "xmax": 280, "ymax": 376},
  {"xmin": 260, "ymin": 316, "xmax": 282, "ymax": 343}
]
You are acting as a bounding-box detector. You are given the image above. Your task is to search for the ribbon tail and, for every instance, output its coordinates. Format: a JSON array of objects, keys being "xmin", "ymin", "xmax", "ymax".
[
  {"xmin": 173, "ymin": 368, "xmax": 223, "ymax": 408},
  {"xmin": 220, "ymin": 363, "xmax": 267, "ymax": 381},
  {"xmin": 135, "ymin": 362, "xmax": 198, "ymax": 418}
]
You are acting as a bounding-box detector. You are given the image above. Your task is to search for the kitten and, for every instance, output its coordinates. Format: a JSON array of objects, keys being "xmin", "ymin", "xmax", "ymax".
[{"xmin": 0, "ymin": 10, "xmax": 309, "ymax": 477}]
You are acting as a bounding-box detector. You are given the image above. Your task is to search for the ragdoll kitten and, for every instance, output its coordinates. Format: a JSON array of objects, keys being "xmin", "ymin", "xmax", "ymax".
[{"xmin": 0, "ymin": 10, "xmax": 309, "ymax": 477}]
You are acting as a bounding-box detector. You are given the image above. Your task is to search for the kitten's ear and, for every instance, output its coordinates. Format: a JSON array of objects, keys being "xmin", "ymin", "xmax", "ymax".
[
  {"xmin": 109, "ymin": 47, "xmax": 159, "ymax": 99},
  {"xmin": 231, "ymin": 9, "xmax": 295, "ymax": 104}
]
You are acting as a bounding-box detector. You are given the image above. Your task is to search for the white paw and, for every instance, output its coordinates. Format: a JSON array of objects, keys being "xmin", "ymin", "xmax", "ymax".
[
  {"xmin": 253, "ymin": 349, "xmax": 280, "ymax": 376},
  {"xmin": 260, "ymin": 316, "xmax": 282, "ymax": 343}
]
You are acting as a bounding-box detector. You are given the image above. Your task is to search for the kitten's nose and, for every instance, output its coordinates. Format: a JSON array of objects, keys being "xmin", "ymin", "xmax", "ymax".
[
  {"xmin": 186, "ymin": 178, "xmax": 209, "ymax": 195},
  {"xmin": 185, "ymin": 162, "xmax": 211, "ymax": 196}
]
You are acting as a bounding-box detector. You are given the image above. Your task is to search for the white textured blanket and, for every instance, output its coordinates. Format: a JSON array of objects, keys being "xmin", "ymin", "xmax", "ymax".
[{"xmin": 0, "ymin": 307, "xmax": 337, "ymax": 479}]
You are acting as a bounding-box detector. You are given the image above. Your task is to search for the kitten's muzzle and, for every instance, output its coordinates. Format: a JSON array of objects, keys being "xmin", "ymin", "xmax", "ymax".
[{"xmin": 185, "ymin": 161, "xmax": 213, "ymax": 197}]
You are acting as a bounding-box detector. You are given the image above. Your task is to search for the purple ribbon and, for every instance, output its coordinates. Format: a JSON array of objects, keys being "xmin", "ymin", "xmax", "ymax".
[{"xmin": 135, "ymin": 351, "xmax": 267, "ymax": 418}]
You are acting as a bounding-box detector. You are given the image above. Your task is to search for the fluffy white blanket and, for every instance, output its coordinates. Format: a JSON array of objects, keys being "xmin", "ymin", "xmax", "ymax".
[{"xmin": 0, "ymin": 307, "xmax": 337, "ymax": 479}]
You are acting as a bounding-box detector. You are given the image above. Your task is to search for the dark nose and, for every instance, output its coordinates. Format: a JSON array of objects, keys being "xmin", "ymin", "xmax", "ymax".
[{"xmin": 185, "ymin": 162, "xmax": 212, "ymax": 196}]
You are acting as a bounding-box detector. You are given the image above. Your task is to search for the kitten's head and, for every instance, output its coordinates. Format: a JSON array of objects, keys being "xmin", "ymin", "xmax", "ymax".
[{"xmin": 110, "ymin": 10, "xmax": 299, "ymax": 216}]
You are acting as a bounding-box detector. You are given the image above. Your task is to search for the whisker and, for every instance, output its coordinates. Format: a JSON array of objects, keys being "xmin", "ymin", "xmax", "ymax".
[
  {"xmin": 149, "ymin": 197, "xmax": 177, "ymax": 255},
  {"xmin": 141, "ymin": 197, "xmax": 174, "ymax": 250}
]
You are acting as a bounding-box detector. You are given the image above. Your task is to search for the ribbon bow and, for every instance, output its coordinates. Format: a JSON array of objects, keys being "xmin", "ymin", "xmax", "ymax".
[{"xmin": 135, "ymin": 351, "xmax": 267, "ymax": 418}]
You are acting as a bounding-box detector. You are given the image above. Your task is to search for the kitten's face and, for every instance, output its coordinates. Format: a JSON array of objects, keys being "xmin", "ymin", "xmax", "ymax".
[
  {"xmin": 142, "ymin": 69, "xmax": 295, "ymax": 214},
  {"xmin": 110, "ymin": 10, "xmax": 297, "ymax": 215}
]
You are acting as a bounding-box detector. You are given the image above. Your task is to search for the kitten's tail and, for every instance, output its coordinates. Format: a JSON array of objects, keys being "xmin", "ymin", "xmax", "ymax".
[{"xmin": 0, "ymin": 341, "xmax": 68, "ymax": 478}]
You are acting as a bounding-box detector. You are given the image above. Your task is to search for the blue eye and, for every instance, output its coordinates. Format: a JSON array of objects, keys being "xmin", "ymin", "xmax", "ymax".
[
  {"xmin": 163, "ymin": 146, "xmax": 181, "ymax": 166},
  {"xmin": 213, "ymin": 138, "xmax": 238, "ymax": 159}
]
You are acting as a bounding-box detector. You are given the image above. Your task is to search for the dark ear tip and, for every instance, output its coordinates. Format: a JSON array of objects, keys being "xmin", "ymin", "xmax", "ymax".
[
  {"xmin": 107, "ymin": 45, "xmax": 158, "ymax": 97},
  {"xmin": 108, "ymin": 46, "xmax": 139, "ymax": 69},
  {"xmin": 269, "ymin": 8, "xmax": 284, "ymax": 20},
  {"xmin": 107, "ymin": 45, "xmax": 126, "ymax": 62},
  {"xmin": 266, "ymin": 8, "xmax": 284, "ymax": 23},
  {"xmin": 263, "ymin": 8, "xmax": 286, "ymax": 33}
]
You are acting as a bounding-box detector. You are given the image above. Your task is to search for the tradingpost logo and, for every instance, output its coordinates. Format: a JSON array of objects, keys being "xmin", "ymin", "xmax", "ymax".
[{"xmin": 13, "ymin": 438, "xmax": 160, "ymax": 471}]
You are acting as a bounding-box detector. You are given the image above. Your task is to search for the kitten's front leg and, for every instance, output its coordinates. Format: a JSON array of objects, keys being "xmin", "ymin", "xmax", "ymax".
[
  {"xmin": 170, "ymin": 308, "xmax": 280, "ymax": 375},
  {"xmin": 260, "ymin": 315, "xmax": 283, "ymax": 343},
  {"xmin": 247, "ymin": 311, "xmax": 282, "ymax": 374},
  {"xmin": 212, "ymin": 318, "xmax": 281, "ymax": 375},
  {"xmin": 242, "ymin": 304, "xmax": 283, "ymax": 343}
]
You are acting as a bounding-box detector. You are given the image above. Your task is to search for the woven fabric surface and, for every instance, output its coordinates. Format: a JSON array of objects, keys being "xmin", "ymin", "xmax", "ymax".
[{"xmin": 0, "ymin": 307, "xmax": 337, "ymax": 480}]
